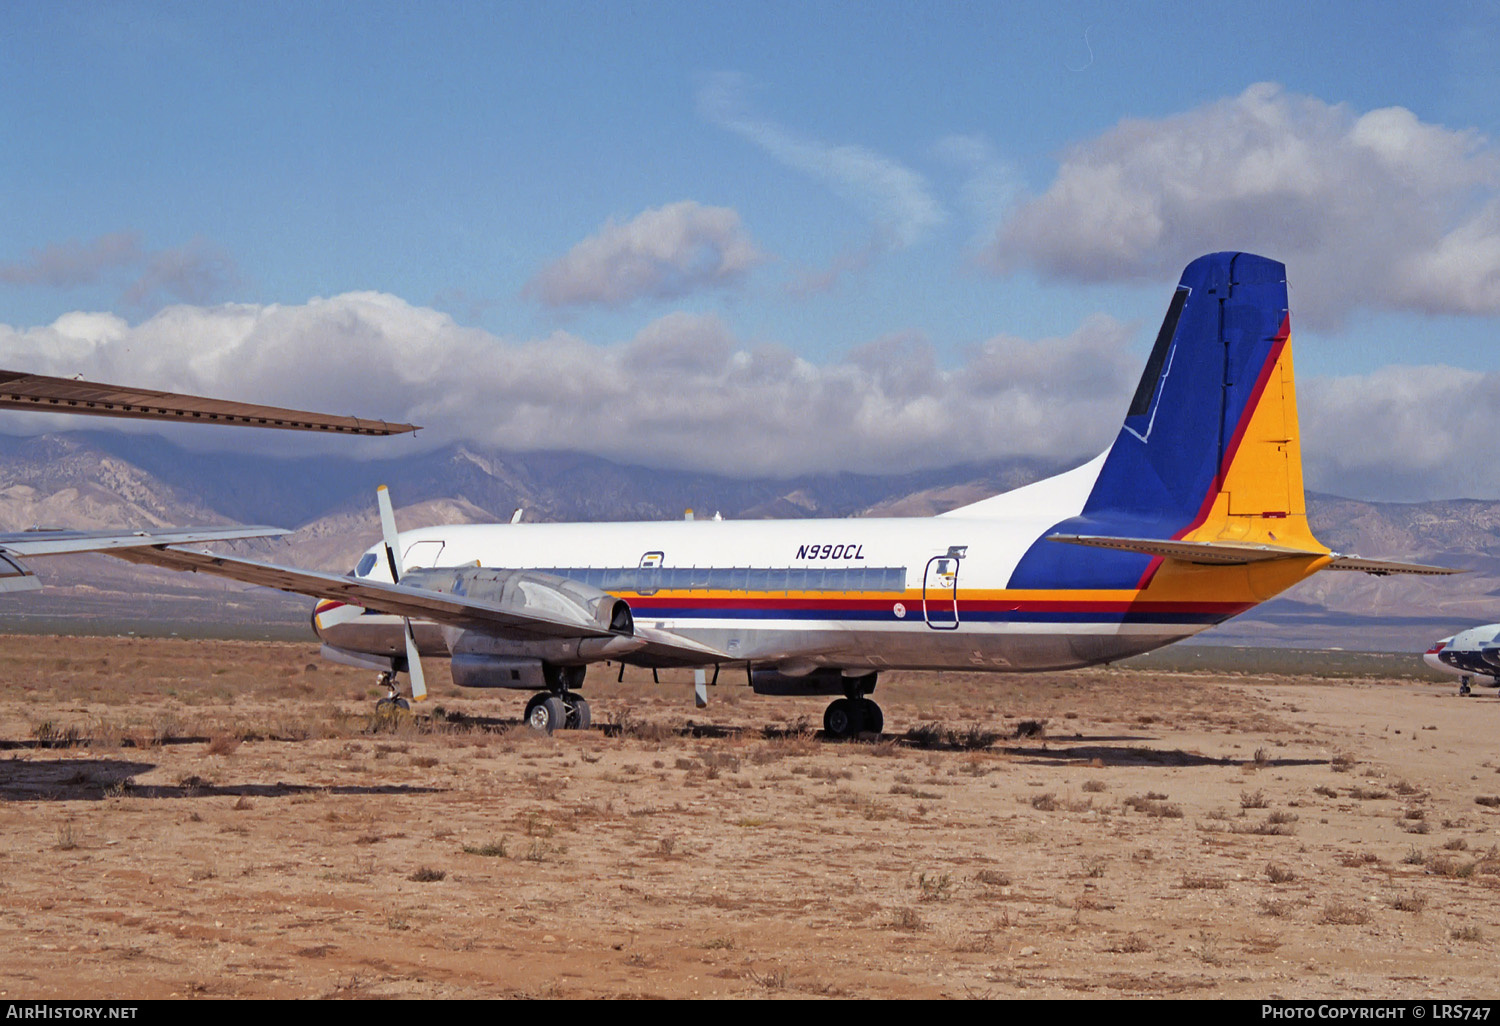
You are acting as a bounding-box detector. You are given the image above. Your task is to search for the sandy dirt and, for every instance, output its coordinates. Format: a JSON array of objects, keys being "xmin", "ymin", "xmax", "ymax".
[{"xmin": 1, "ymin": 634, "xmax": 1497, "ymax": 999}]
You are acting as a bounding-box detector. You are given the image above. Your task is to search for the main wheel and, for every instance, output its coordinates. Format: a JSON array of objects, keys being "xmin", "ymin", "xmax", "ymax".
[
  {"xmin": 823, "ymin": 697, "xmax": 864, "ymax": 739},
  {"xmin": 376, "ymin": 696, "xmax": 410, "ymax": 712},
  {"xmin": 567, "ymin": 697, "xmax": 592, "ymax": 731},
  {"xmin": 525, "ymin": 694, "xmax": 567, "ymax": 733},
  {"xmin": 857, "ymin": 698, "xmax": 884, "ymax": 736}
]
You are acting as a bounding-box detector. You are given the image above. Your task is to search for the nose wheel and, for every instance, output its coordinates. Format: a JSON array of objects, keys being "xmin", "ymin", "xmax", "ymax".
[{"xmin": 374, "ymin": 670, "xmax": 411, "ymax": 711}]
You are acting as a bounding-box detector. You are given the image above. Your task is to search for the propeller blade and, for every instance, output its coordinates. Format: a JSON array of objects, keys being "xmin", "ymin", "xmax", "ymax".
[
  {"xmin": 404, "ymin": 617, "xmax": 427, "ymax": 702},
  {"xmin": 376, "ymin": 484, "xmax": 401, "ymax": 582}
]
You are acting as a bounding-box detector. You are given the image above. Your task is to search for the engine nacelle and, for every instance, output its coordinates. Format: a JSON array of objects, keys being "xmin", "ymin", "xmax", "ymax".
[
  {"xmin": 402, "ymin": 566, "xmax": 635, "ymax": 637},
  {"xmin": 405, "ymin": 567, "xmax": 643, "ymax": 676},
  {"xmin": 450, "ymin": 654, "xmax": 548, "ymax": 690}
]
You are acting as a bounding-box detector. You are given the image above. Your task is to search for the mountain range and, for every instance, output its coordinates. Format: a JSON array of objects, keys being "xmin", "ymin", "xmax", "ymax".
[{"xmin": 0, "ymin": 430, "xmax": 1492, "ymax": 652}]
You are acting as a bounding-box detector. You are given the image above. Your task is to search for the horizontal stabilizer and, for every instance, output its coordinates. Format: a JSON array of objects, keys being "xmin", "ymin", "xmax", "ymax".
[
  {"xmin": 1321, "ymin": 555, "xmax": 1465, "ymax": 576},
  {"xmin": 1047, "ymin": 534, "xmax": 1461, "ymax": 576},
  {"xmin": 1047, "ymin": 534, "xmax": 1325, "ymax": 564}
]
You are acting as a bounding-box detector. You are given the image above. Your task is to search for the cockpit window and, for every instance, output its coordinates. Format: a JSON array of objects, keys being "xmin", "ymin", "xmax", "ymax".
[{"xmin": 353, "ymin": 552, "xmax": 378, "ymax": 578}]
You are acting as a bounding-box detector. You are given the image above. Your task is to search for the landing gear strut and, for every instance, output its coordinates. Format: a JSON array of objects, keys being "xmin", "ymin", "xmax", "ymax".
[
  {"xmin": 524, "ymin": 664, "xmax": 592, "ymax": 734},
  {"xmin": 823, "ymin": 673, "xmax": 882, "ymax": 740},
  {"xmin": 1461, "ymin": 674, "xmax": 1473, "ymax": 697}
]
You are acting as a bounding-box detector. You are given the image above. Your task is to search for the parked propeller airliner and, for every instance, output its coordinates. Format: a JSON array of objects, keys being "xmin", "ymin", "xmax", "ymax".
[
  {"xmin": 71, "ymin": 253, "xmax": 1456, "ymax": 736},
  {"xmin": 1424, "ymin": 626, "xmax": 1500, "ymax": 695}
]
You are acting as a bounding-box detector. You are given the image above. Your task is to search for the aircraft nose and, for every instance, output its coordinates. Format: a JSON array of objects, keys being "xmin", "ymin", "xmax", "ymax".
[{"xmin": 1422, "ymin": 640, "xmax": 1447, "ymax": 672}]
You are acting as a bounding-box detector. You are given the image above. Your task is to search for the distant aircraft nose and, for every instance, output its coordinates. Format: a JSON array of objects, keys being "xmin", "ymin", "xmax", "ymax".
[{"xmin": 1423, "ymin": 638, "xmax": 1451, "ymax": 673}]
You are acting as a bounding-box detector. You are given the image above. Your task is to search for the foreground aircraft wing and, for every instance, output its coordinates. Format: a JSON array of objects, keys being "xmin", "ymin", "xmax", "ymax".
[
  {"xmin": 0, "ymin": 368, "xmax": 418, "ymax": 436},
  {"xmin": 1048, "ymin": 534, "xmax": 1463, "ymax": 576},
  {"xmin": 108, "ymin": 544, "xmax": 728, "ymax": 663},
  {"xmin": 0, "ymin": 525, "xmax": 289, "ymax": 595},
  {"xmin": 0, "ymin": 525, "xmax": 289, "ymax": 557}
]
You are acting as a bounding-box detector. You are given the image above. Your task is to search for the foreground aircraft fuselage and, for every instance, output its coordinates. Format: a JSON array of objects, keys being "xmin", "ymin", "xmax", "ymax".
[
  {"xmin": 106, "ymin": 252, "xmax": 1456, "ymax": 735},
  {"xmin": 314, "ymin": 461, "xmax": 1304, "ymax": 677}
]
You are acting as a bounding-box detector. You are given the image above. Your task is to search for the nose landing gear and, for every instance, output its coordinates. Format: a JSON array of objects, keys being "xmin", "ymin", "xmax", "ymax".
[{"xmin": 374, "ymin": 670, "xmax": 411, "ymax": 712}]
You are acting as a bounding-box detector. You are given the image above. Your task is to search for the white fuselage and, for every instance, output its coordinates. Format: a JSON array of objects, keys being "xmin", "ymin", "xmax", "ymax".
[{"xmin": 312, "ymin": 455, "xmax": 1233, "ymax": 675}]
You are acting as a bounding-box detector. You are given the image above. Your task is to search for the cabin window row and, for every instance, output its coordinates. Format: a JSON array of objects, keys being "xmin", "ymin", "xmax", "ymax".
[{"xmin": 535, "ymin": 565, "xmax": 909, "ymax": 594}]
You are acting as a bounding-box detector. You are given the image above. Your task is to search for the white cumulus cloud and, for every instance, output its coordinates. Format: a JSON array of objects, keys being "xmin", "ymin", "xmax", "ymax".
[
  {"xmin": 986, "ymin": 83, "xmax": 1500, "ymax": 328},
  {"xmin": 1300, "ymin": 364, "xmax": 1500, "ymax": 501},
  {"xmin": 523, "ymin": 201, "xmax": 763, "ymax": 309},
  {"xmin": 0, "ymin": 295, "xmax": 1138, "ymax": 477},
  {"xmin": 2, "ymin": 294, "xmax": 1484, "ymax": 499}
]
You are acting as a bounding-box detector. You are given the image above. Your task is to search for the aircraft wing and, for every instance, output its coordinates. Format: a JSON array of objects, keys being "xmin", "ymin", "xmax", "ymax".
[
  {"xmin": 0, "ymin": 525, "xmax": 289, "ymax": 557},
  {"xmin": 0, "ymin": 525, "xmax": 290, "ymax": 596},
  {"xmin": 0, "ymin": 368, "xmax": 418, "ymax": 436},
  {"xmin": 1047, "ymin": 534, "xmax": 1463, "ymax": 576},
  {"xmin": 108, "ymin": 544, "xmax": 729, "ymax": 663}
]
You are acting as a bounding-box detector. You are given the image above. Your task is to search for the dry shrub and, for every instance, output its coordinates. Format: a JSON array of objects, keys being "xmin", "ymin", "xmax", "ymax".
[
  {"xmin": 888, "ymin": 907, "xmax": 925, "ymax": 931},
  {"xmin": 1428, "ymin": 857, "xmax": 1477, "ymax": 879},
  {"xmin": 1124, "ymin": 795, "xmax": 1184, "ymax": 818},
  {"xmin": 1319, "ymin": 901, "xmax": 1370, "ymax": 926},
  {"xmin": 1181, "ymin": 874, "xmax": 1227, "ymax": 890},
  {"xmin": 1240, "ymin": 789, "xmax": 1269, "ymax": 809},
  {"xmin": 1388, "ymin": 891, "xmax": 1428, "ymax": 913},
  {"xmin": 1265, "ymin": 862, "xmax": 1296, "ymax": 883},
  {"xmin": 205, "ymin": 734, "xmax": 240, "ymax": 757}
]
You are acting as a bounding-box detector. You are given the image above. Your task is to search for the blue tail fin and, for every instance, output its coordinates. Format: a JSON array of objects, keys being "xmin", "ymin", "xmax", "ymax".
[{"xmin": 1010, "ymin": 252, "xmax": 1299, "ymax": 589}]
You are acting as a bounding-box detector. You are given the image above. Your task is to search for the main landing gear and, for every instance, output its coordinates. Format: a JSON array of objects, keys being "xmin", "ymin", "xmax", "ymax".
[
  {"xmin": 823, "ymin": 673, "xmax": 883, "ymax": 740},
  {"xmin": 523, "ymin": 664, "xmax": 592, "ymax": 735}
]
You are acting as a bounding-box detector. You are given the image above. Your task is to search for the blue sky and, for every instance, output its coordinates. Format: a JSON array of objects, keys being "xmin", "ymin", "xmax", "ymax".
[{"xmin": 2, "ymin": 1, "xmax": 1499, "ymax": 500}]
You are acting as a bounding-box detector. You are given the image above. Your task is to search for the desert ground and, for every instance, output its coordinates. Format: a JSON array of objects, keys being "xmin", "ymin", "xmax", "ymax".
[{"xmin": 0, "ymin": 634, "xmax": 1497, "ymax": 999}]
